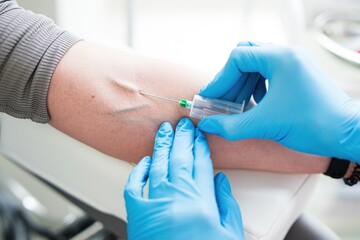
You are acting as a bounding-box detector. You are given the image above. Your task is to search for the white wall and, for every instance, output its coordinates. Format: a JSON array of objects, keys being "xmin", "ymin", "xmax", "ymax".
[{"xmin": 53, "ymin": 0, "xmax": 307, "ymax": 72}]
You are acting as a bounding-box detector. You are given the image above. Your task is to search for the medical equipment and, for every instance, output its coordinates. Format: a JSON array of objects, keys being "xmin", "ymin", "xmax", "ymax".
[
  {"xmin": 314, "ymin": 10, "xmax": 360, "ymax": 65},
  {"xmin": 197, "ymin": 43, "xmax": 360, "ymax": 162},
  {"xmin": 139, "ymin": 91, "xmax": 245, "ymax": 120}
]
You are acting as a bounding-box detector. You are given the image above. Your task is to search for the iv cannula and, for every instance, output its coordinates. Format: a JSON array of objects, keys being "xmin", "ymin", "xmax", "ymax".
[
  {"xmin": 139, "ymin": 91, "xmax": 179, "ymax": 104},
  {"xmin": 139, "ymin": 90, "xmax": 245, "ymax": 120},
  {"xmin": 139, "ymin": 91, "xmax": 192, "ymax": 108}
]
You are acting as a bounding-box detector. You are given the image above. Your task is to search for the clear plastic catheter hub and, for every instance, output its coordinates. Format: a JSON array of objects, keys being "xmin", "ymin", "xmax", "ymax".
[
  {"xmin": 182, "ymin": 95, "xmax": 245, "ymax": 120},
  {"xmin": 138, "ymin": 91, "xmax": 245, "ymax": 120}
]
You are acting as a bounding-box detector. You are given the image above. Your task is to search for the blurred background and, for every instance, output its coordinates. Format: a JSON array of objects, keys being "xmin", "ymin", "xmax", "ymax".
[{"xmin": 1, "ymin": 0, "xmax": 360, "ymax": 239}]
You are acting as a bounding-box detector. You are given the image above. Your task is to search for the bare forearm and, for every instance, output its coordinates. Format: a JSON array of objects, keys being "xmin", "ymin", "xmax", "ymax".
[{"xmin": 48, "ymin": 41, "xmax": 330, "ymax": 173}]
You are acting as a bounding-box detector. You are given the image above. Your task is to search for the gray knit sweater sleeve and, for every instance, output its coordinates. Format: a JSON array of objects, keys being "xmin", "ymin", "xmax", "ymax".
[{"xmin": 0, "ymin": 0, "xmax": 81, "ymax": 123}]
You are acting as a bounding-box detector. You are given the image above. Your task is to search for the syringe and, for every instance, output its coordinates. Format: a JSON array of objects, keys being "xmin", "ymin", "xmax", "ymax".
[{"xmin": 139, "ymin": 91, "xmax": 245, "ymax": 120}]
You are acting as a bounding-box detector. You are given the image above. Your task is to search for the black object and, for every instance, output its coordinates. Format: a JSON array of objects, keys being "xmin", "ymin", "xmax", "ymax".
[
  {"xmin": 344, "ymin": 163, "xmax": 360, "ymax": 186},
  {"xmin": 0, "ymin": 192, "xmax": 64, "ymax": 240},
  {"xmin": 324, "ymin": 157, "xmax": 350, "ymax": 179},
  {"xmin": 285, "ymin": 213, "xmax": 341, "ymax": 240}
]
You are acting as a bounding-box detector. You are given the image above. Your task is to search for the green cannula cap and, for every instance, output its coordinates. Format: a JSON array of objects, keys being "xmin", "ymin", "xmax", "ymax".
[{"xmin": 179, "ymin": 99, "xmax": 190, "ymax": 108}]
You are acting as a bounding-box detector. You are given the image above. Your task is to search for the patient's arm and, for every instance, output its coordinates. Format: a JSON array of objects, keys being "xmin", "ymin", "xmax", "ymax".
[{"xmin": 48, "ymin": 41, "xmax": 330, "ymax": 173}]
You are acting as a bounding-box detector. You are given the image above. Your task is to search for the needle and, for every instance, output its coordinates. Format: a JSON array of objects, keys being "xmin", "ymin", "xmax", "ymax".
[{"xmin": 139, "ymin": 90, "xmax": 179, "ymax": 104}]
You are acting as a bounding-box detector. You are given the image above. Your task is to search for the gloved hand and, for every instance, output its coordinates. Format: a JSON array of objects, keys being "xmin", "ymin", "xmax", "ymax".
[
  {"xmin": 198, "ymin": 42, "xmax": 360, "ymax": 163},
  {"xmin": 124, "ymin": 118, "xmax": 244, "ymax": 240}
]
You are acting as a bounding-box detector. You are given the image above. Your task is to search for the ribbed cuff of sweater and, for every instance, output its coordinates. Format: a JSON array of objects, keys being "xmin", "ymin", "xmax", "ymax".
[{"xmin": 0, "ymin": 1, "xmax": 82, "ymax": 123}]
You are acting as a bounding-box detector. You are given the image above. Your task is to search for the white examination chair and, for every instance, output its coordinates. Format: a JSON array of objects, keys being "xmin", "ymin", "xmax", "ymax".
[{"xmin": 0, "ymin": 113, "xmax": 319, "ymax": 240}]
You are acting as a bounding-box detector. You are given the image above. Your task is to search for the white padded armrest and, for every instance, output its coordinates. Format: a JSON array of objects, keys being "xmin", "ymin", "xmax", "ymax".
[{"xmin": 0, "ymin": 114, "xmax": 318, "ymax": 240}]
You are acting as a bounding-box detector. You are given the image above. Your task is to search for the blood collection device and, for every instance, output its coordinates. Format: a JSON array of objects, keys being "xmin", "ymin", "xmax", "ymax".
[
  {"xmin": 139, "ymin": 91, "xmax": 245, "ymax": 120},
  {"xmin": 179, "ymin": 95, "xmax": 245, "ymax": 120}
]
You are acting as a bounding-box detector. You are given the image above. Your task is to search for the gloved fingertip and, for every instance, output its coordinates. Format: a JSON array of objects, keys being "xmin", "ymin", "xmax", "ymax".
[
  {"xmin": 194, "ymin": 127, "xmax": 200, "ymax": 138},
  {"xmin": 143, "ymin": 155, "xmax": 151, "ymax": 160},
  {"xmin": 141, "ymin": 156, "xmax": 152, "ymax": 164},
  {"xmin": 159, "ymin": 122, "xmax": 173, "ymax": 133},
  {"xmin": 178, "ymin": 117, "xmax": 191, "ymax": 125},
  {"xmin": 215, "ymin": 172, "xmax": 225, "ymax": 181},
  {"xmin": 136, "ymin": 156, "xmax": 152, "ymax": 178},
  {"xmin": 197, "ymin": 118, "xmax": 211, "ymax": 131},
  {"xmin": 154, "ymin": 122, "xmax": 174, "ymax": 150},
  {"xmin": 221, "ymin": 174, "xmax": 232, "ymax": 194},
  {"xmin": 199, "ymin": 85, "xmax": 207, "ymax": 95},
  {"xmin": 215, "ymin": 172, "xmax": 231, "ymax": 194},
  {"xmin": 176, "ymin": 118, "xmax": 194, "ymax": 132},
  {"xmin": 131, "ymin": 156, "xmax": 151, "ymax": 178},
  {"xmin": 214, "ymin": 172, "xmax": 226, "ymax": 188},
  {"xmin": 198, "ymin": 116, "xmax": 221, "ymax": 133},
  {"xmin": 236, "ymin": 41, "xmax": 255, "ymax": 47},
  {"xmin": 125, "ymin": 156, "xmax": 152, "ymax": 198},
  {"xmin": 194, "ymin": 128, "xmax": 206, "ymax": 140},
  {"xmin": 197, "ymin": 119, "xmax": 205, "ymax": 129},
  {"xmin": 199, "ymin": 73, "xmax": 222, "ymax": 98}
]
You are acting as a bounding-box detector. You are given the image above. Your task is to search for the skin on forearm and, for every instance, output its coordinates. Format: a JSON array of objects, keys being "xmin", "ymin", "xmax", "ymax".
[{"xmin": 48, "ymin": 41, "xmax": 330, "ymax": 174}]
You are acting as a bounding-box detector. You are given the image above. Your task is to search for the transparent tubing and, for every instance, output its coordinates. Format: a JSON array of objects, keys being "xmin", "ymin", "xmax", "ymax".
[{"xmin": 186, "ymin": 95, "xmax": 245, "ymax": 120}]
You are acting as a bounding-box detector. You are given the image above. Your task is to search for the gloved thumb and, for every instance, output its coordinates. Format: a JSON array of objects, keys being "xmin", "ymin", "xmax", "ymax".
[
  {"xmin": 198, "ymin": 107, "xmax": 264, "ymax": 141},
  {"xmin": 214, "ymin": 173, "xmax": 244, "ymax": 239}
]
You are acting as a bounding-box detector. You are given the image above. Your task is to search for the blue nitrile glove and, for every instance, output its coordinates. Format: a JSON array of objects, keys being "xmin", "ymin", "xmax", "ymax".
[
  {"xmin": 198, "ymin": 43, "xmax": 360, "ymax": 163},
  {"xmin": 209, "ymin": 41, "xmax": 266, "ymax": 106},
  {"xmin": 124, "ymin": 118, "xmax": 244, "ymax": 240}
]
